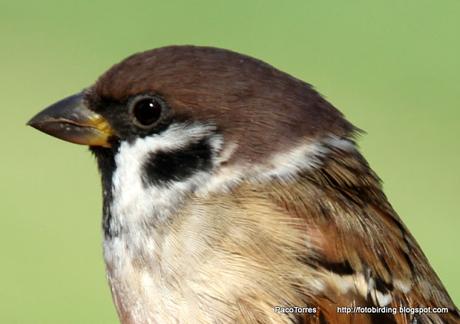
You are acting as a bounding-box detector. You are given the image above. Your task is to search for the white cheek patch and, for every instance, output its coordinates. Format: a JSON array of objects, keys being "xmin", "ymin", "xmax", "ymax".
[{"xmin": 107, "ymin": 123, "xmax": 222, "ymax": 242}]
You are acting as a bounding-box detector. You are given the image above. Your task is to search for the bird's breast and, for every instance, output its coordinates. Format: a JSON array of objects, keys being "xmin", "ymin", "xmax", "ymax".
[{"xmin": 102, "ymin": 182, "xmax": 326, "ymax": 324}]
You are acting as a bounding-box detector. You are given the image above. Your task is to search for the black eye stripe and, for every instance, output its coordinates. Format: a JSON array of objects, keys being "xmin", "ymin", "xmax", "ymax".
[{"xmin": 129, "ymin": 95, "xmax": 164, "ymax": 128}]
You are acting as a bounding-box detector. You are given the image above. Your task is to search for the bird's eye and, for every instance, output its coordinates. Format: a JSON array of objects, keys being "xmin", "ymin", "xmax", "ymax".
[{"xmin": 129, "ymin": 96, "xmax": 163, "ymax": 128}]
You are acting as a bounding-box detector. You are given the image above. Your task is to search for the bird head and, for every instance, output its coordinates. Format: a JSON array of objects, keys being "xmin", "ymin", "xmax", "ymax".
[
  {"xmin": 28, "ymin": 46, "xmax": 356, "ymax": 194},
  {"xmin": 29, "ymin": 46, "xmax": 353, "ymax": 167}
]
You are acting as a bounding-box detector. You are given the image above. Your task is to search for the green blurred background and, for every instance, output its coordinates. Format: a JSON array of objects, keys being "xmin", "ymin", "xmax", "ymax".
[{"xmin": 1, "ymin": 0, "xmax": 459, "ymax": 322}]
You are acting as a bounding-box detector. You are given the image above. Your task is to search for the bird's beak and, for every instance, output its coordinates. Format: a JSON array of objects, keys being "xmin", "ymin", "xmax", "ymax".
[{"xmin": 27, "ymin": 92, "xmax": 114, "ymax": 148}]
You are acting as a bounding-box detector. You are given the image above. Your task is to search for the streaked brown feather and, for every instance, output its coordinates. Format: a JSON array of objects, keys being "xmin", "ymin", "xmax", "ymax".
[{"xmin": 263, "ymin": 143, "xmax": 459, "ymax": 323}]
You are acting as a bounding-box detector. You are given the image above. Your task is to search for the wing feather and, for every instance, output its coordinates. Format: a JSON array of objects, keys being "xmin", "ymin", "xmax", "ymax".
[{"xmin": 264, "ymin": 145, "xmax": 459, "ymax": 323}]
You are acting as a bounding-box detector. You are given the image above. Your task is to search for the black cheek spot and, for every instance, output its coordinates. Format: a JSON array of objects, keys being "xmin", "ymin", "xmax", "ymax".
[{"xmin": 142, "ymin": 138, "xmax": 213, "ymax": 186}]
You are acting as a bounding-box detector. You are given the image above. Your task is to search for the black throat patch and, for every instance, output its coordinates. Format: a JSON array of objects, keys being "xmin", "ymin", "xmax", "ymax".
[
  {"xmin": 90, "ymin": 145, "xmax": 118, "ymax": 239},
  {"xmin": 142, "ymin": 137, "xmax": 213, "ymax": 187}
]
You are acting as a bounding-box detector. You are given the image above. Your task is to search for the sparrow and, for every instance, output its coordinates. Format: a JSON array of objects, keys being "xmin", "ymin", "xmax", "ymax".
[{"xmin": 28, "ymin": 46, "xmax": 459, "ymax": 324}]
